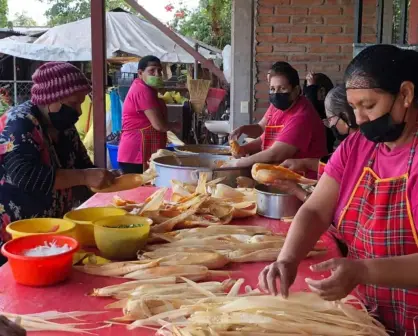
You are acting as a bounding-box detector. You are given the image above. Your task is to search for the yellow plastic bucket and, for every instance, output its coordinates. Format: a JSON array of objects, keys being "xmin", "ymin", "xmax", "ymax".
[
  {"xmin": 6, "ymin": 218, "xmax": 75, "ymax": 240},
  {"xmin": 93, "ymin": 215, "xmax": 152, "ymax": 260},
  {"xmin": 64, "ymin": 207, "xmax": 127, "ymax": 247}
]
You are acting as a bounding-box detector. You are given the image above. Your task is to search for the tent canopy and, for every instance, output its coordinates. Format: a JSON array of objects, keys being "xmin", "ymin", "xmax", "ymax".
[{"xmin": 0, "ymin": 11, "xmax": 221, "ymax": 63}]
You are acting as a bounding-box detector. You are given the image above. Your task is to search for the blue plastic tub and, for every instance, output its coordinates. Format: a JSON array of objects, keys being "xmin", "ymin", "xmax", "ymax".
[{"xmin": 106, "ymin": 143, "xmax": 119, "ymax": 169}]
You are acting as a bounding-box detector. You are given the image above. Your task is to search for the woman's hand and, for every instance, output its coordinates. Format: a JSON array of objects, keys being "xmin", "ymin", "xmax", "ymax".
[
  {"xmin": 272, "ymin": 180, "xmax": 301, "ymax": 195},
  {"xmin": 221, "ymin": 158, "xmax": 244, "ymax": 168},
  {"xmin": 305, "ymin": 258, "xmax": 367, "ymax": 301},
  {"xmin": 83, "ymin": 168, "xmax": 116, "ymax": 190},
  {"xmin": 281, "ymin": 159, "xmax": 308, "ymax": 172},
  {"xmin": 258, "ymin": 259, "xmax": 299, "ymax": 297},
  {"xmin": 229, "ymin": 126, "xmax": 243, "ymax": 141},
  {"xmin": 0, "ymin": 316, "xmax": 26, "ymax": 336},
  {"xmin": 306, "ymin": 71, "xmax": 315, "ymax": 86}
]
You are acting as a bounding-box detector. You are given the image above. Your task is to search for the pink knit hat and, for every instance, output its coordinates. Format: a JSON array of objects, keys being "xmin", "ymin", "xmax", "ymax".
[{"xmin": 31, "ymin": 62, "xmax": 91, "ymax": 105}]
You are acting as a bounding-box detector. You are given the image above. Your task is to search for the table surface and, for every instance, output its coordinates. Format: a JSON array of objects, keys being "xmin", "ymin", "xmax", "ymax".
[{"xmin": 0, "ymin": 187, "xmax": 341, "ymax": 335}]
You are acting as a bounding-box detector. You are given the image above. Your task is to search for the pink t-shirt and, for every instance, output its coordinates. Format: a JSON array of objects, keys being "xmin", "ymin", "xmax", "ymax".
[
  {"xmin": 118, "ymin": 79, "xmax": 166, "ymax": 164},
  {"xmin": 325, "ymin": 131, "xmax": 418, "ymax": 229},
  {"xmin": 261, "ymin": 96, "xmax": 328, "ymax": 159}
]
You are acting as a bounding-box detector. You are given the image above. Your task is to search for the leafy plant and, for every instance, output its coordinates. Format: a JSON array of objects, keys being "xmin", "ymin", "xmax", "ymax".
[
  {"xmin": 170, "ymin": 0, "xmax": 231, "ymax": 49},
  {"xmin": 37, "ymin": 0, "xmax": 130, "ymax": 26}
]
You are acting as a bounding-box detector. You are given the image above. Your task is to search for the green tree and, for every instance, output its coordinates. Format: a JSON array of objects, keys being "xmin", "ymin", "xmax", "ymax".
[
  {"xmin": 170, "ymin": 0, "xmax": 231, "ymax": 49},
  {"xmin": 37, "ymin": 0, "xmax": 130, "ymax": 26},
  {"xmin": 12, "ymin": 11, "xmax": 38, "ymax": 27},
  {"xmin": 0, "ymin": 0, "xmax": 8, "ymax": 28}
]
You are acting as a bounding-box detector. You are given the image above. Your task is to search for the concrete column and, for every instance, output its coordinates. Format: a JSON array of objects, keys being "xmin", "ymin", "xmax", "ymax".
[
  {"xmin": 382, "ymin": 0, "xmax": 393, "ymax": 44},
  {"xmin": 230, "ymin": 0, "xmax": 255, "ymax": 131}
]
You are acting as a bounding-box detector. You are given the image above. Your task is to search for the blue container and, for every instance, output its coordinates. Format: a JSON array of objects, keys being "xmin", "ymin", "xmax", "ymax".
[{"xmin": 106, "ymin": 143, "xmax": 119, "ymax": 169}]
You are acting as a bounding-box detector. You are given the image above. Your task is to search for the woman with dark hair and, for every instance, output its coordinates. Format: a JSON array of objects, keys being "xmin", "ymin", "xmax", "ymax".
[
  {"xmin": 118, "ymin": 55, "xmax": 178, "ymax": 174},
  {"xmin": 225, "ymin": 62, "xmax": 327, "ymax": 171},
  {"xmin": 304, "ymin": 72, "xmax": 336, "ymax": 153},
  {"xmin": 0, "ymin": 62, "xmax": 116, "ymax": 250},
  {"xmin": 259, "ymin": 45, "xmax": 418, "ymax": 335},
  {"xmin": 273, "ymin": 85, "xmax": 358, "ymax": 202}
]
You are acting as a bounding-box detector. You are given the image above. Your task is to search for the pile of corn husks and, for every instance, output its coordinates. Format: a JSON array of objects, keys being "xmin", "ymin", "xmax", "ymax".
[
  {"xmin": 90, "ymin": 278, "xmax": 388, "ymax": 336},
  {"xmin": 76, "ymin": 225, "xmax": 326, "ymax": 280},
  {"xmin": 111, "ymin": 173, "xmax": 257, "ymax": 233},
  {"xmin": 0, "ymin": 311, "xmax": 107, "ymax": 333}
]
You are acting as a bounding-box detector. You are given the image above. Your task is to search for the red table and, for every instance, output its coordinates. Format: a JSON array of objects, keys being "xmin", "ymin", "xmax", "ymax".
[{"xmin": 0, "ymin": 187, "xmax": 341, "ymax": 335}]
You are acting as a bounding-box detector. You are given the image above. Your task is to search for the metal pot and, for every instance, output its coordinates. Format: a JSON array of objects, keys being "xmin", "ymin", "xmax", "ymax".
[
  {"xmin": 153, "ymin": 154, "xmax": 251, "ymax": 187},
  {"xmin": 174, "ymin": 145, "xmax": 231, "ymax": 156},
  {"xmin": 255, "ymin": 184, "xmax": 303, "ymax": 220}
]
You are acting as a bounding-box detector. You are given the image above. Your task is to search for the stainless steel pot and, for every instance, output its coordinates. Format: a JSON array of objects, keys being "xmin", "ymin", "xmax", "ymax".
[
  {"xmin": 153, "ymin": 154, "xmax": 251, "ymax": 187},
  {"xmin": 174, "ymin": 145, "xmax": 231, "ymax": 155},
  {"xmin": 255, "ymin": 184, "xmax": 303, "ymax": 219}
]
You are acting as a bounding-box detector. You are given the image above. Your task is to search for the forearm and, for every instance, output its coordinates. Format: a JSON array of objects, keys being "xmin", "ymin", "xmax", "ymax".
[
  {"xmin": 279, "ymin": 207, "xmax": 330, "ymax": 263},
  {"xmin": 54, "ymin": 169, "xmax": 86, "ymax": 190},
  {"xmin": 241, "ymin": 138, "xmax": 262, "ymax": 155},
  {"xmin": 240, "ymin": 145, "xmax": 290, "ymax": 166},
  {"xmin": 241, "ymin": 124, "xmax": 264, "ymax": 138},
  {"xmin": 362, "ymin": 254, "xmax": 418, "ymax": 288}
]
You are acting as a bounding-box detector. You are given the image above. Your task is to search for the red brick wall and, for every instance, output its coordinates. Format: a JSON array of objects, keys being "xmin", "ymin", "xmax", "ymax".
[{"xmin": 254, "ymin": 0, "xmax": 377, "ymax": 120}]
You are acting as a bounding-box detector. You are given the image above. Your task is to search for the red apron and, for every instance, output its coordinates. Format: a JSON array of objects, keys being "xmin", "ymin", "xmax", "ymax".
[
  {"xmin": 262, "ymin": 125, "xmax": 284, "ymax": 150},
  {"xmin": 337, "ymin": 132, "xmax": 418, "ymax": 335},
  {"xmin": 140, "ymin": 125, "xmax": 167, "ymax": 171}
]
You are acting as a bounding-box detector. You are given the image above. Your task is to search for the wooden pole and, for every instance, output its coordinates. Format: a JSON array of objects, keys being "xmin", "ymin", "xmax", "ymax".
[
  {"xmin": 91, "ymin": 0, "xmax": 107, "ymax": 168},
  {"xmin": 123, "ymin": 0, "xmax": 226, "ymax": 82}
]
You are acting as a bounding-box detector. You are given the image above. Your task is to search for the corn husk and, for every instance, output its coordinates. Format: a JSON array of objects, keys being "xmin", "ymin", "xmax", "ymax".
[{"xmin": 127, "ymin": 290, "xmax": 388, "ymax": 336}]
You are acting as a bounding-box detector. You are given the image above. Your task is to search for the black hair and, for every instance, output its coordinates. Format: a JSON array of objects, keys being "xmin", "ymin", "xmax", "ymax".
[
  {"xmin": 325, "ymin": 85, "xmax": 357, "ymax": 128},
  {"xmin": 170, "ymin": 64, "xmax": 177, "ymax": 73},
  {"xmin": 344, "ymin": 45, "xmax": 418, "ymax": 103},
  {"xmin": 270, "ymin": 62, "xmax": 300, "ymax": 88},
  {"xmin": 138, "ymin": 55, "xmax": 161, "ymax": 71},
  {"xmin": 313, "ymin": 73, "xmax": 334, "ymax": 94}
]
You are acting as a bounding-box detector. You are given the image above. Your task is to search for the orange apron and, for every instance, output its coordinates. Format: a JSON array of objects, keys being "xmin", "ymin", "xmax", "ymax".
[
  {"xmin": 140, "ymin": 125, "xmax": 167, "ymax": 171},
  {"xmin": 337, "ymin": 132, "xmax": 418, "ymax": 335}
]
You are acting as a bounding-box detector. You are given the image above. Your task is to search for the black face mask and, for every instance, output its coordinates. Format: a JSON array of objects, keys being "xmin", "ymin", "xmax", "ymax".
[
  {"xmin": 49, "ymin": 104, "xmax": 80, "ymax": 131},
  {"xmin": 269, "ymin": 92, "xmax": 292, "ymax": 111},
  {"xmin": 331, "ymin": 125, "xmax": 349, "ymax": 141},
  {"xmin": 359, "ymin": 99, "xmax": 407, "ymax": 143}
]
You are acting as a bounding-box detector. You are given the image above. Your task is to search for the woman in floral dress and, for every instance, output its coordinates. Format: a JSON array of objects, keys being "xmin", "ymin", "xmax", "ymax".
[{"xmin": 0, "ymin": 62, "xmax": 116, "ymax": 259}]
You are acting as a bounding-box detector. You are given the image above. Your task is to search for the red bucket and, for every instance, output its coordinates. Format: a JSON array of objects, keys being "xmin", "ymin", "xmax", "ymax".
[{"xmin": 1, "ymin": 234, "xmax": 79, "ymax": 287}]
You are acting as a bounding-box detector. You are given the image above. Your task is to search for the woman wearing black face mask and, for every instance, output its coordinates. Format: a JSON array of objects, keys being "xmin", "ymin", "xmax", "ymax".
[
  {"xmin": 259, "ymin": 45, "xmax": 418, "ymax": 336},
  {"xmin": 224, "ymin": 62, "xmax": 327, "ymax": 172},
  {"xmin": 0, "ymin": 62, "xmax": 117, "ymax": 262}
]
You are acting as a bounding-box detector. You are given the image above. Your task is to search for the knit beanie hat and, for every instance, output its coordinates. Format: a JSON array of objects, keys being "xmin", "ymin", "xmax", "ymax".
[{"xmin": 31, "ymin": 62, "xmax": 91, "ymax": 105}]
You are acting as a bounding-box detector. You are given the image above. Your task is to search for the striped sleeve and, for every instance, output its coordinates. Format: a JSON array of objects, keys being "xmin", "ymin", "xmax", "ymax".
[{"xmin": 1, "ymin": 116, "xmax": 56, "ymax": 195}]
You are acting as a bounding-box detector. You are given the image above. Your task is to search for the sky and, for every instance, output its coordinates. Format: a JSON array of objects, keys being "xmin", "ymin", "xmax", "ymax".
[{"xmin": 8, "ymin": 0, "xmax": 199, "ymax": 26}]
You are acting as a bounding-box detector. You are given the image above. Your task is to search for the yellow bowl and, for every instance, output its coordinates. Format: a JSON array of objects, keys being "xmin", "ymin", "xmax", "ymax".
[
  {"xmin": 93, "ymin": 215, "xmax": 152, "ymax": 260},
  {"xmin": 64, "ymin": 207, "xmax": 127, "ymax": 247},
  {"xmin": 6, "ymin": 218, "xmax": 76, "ymax": 240}
]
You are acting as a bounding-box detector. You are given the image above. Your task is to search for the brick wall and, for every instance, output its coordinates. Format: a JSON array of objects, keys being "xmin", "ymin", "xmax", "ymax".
[{"xmin": 254, "ymin": 0, "xmax": 377, "ymax": 120}]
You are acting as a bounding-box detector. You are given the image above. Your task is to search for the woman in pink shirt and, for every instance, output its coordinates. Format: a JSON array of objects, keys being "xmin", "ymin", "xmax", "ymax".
[
  {"xmin": 226, "ymin": 62, "xmax": 327, "ymax": 169},
  {"xmin": 118, "ymin": 56, "xmax": 178, "ymax": 174},
  {"xmin": 259, "ymin": 45, "xmax": 418, "ymax": 335}
]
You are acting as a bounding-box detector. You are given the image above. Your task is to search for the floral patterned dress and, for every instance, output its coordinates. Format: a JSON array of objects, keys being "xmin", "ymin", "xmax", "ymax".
[{"xmin": 0, "ymin": 101, "xmax": 94, "ymax": 244}]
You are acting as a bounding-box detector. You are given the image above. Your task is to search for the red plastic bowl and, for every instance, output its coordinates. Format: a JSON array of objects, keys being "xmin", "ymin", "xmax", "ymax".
[{"xmin": 1, "ymin": 234, "xmax": 79, "ymax": 287}]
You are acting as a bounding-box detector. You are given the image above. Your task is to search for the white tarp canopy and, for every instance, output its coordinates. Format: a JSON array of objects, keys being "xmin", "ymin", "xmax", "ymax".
[{"xmin": 0, "ymin": 11, "xmax": 221, "ymax": 63}]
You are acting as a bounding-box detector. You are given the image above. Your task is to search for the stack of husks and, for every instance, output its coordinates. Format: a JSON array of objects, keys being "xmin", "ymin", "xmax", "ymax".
[
  {"xmin": 110, "ymin": 173, "xmax": 257, "ymax": 233},
  {"xmin": 89, "ymin": 276, "xmax": 388, "ymax": 335}
]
